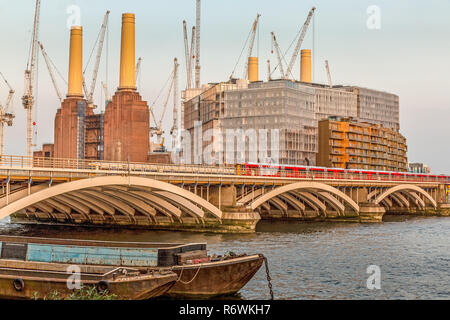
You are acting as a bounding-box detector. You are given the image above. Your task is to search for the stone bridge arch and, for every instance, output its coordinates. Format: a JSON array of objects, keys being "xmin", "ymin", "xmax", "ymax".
[
  {"xmin": 0, "ymin": 176, "xmax": 223, "ymax": 221},
  {"xmin": 249, "ymin": 182, "xmax": 360, "ymax": 214},
  {"xmin": 373, "ymin": 184, "xmax": 437, "ymax": 209}
]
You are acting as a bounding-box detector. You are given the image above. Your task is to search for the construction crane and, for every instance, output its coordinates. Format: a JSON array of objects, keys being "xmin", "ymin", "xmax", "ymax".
[
  {"xmin": 183, "ymin": 21, "xmax": 192, "ymax": 89},
  {"xmin": 190, "ymin": 26, "xmax": 196, "ymax": 84},
  {"xmin": 101, "ymin": 81, "xmax": 112, "ymax": 110},
  {"xmin": 135, "ymin": 57, "xmax": 143, "ymax": 83},
  {"xmin": 149, "ymin": 59, "xmax": 178, "ymax": 152},
  {"xmin": 284, "ymin": 7, "xmax": 315, "ymax": 79},
  {"xmin": 325, "ymin": 60, "xmax": 333, "ymax": 88},
  {"xmin": 270, "ymin": 32, "xmax": 285, "ymax": 78},
  {"xmin": 267, "ymin": 60, "xmax": 271, "ymax": 81},
  {"xmin": 243, "ymin": 14, "xmax": 261, "ymax": 79},
  {"xmin": 0, "ymin": 72, "xmax": 15, "ymax": 155},
  {"xmin": 38, "ymin": 41, "xmax": 64, "ymax": 102},
  {"xmin": 182, "ymin": 20, "xmax": 196, "ymax": 90},
  {"xmin": 229, "ymin": 14, "xmax": 261, "ymax": 80},
  {"xmin": 194, "ymin": 0, "xmax": 201, "ymax": 88},
  {"xmin": 22, "ymin": 0, "xmax": 41, "ymax": 158},
  {"xmin": 170, "ymin": 58, "xmax": 180, "ymax": 151},
  {"xmin": 82, "ymin": 10, "xmax": 110, "ymax": 109}
]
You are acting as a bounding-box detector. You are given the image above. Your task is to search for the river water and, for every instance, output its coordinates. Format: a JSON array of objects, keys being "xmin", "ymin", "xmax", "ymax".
[{"xmin": 0, "ymin": 216, "xmax": 449, "ymax": 300}]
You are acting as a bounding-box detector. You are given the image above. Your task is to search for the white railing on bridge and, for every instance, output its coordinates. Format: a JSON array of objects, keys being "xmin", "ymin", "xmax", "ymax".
[
  {"xmin": 0, "ymin": 155, "xmax": 236, "ymax": 176},
  {"xmin": 0, "ymin": 155, "xmax": 449, "ymax": 184}
]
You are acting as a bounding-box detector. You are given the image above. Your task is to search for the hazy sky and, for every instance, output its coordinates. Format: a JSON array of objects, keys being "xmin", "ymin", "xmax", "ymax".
[{"xmin": 0, "ymin": 0, "xmax": 449, "ymax": 173}]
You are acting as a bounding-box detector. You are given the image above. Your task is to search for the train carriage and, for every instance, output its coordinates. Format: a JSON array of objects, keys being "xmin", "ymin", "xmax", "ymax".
[{"xmin": 237, "ymin": 162, "xmax": 450, "ymax": 184}]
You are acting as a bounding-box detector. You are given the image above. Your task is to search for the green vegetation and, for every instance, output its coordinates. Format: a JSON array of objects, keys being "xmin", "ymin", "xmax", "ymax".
[{"xmin": 32, "ymin": 285, "xmax": 118, "ymax": 300}]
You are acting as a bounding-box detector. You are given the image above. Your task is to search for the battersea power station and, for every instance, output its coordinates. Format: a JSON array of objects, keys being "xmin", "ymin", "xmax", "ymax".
[
  {"xmin": 40, "ymin": 13, "xmax": 150, "ymax": 163},
  {"xmin": 34, "ymin": 9, "xmax": 408, "ymax": 173}
]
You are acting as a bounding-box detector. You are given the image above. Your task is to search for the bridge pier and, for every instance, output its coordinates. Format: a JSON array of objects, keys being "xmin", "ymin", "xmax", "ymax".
[
  {"xmin": 221, "ymin": 208, "xmax": 261, "ymax": 233},
  {"xmin": 358, "ymin": 203, "xmax": 385, "ymax": 223},
  {"xmin": 437, "ymin": 203, "xmax": 450, "ymax": 216}
]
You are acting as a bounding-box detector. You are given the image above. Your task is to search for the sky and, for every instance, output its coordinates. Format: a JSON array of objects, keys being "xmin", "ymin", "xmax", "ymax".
[{"xmin": 0, "ymin": 0, "xmax": 449, "ymax": 173}]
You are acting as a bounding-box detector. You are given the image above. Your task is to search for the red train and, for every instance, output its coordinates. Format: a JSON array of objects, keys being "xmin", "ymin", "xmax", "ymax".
[{"xmin": 236, "ymin": 162, "xmax": 450, "ymax": 184}]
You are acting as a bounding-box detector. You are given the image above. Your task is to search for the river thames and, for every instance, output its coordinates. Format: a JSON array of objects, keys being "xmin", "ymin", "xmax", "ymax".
[{"xmin": 0, "ymin": 216, "xmax": 448, "ymax": 300}]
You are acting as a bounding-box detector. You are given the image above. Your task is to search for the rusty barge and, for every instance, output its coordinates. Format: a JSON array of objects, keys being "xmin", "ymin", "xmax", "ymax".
[{"xmin": 0, "ymin": 235, "xmax": 268, "ymax": 299}]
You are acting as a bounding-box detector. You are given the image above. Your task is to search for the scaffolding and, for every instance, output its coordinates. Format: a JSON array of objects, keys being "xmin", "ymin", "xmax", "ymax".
[
  {"xmin": 85, "ymin": 113, "xmax": 104, "ymax": 160},
  {"xmin": 181, "ymin": 79, "xmax": 401, "ymax": 167}
]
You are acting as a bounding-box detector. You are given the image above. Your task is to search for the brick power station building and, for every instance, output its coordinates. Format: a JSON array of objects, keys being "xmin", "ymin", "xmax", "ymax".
[{"xmin": 35, "ymin": 13, "xmax": 149, "ymax": 163}]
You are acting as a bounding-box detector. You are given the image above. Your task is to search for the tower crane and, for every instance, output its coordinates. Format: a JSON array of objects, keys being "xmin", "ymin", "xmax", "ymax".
[
  {"xmin": 229, "ymin": 14, "xmax": 261, "ymax": 80},
  {"xmin": 243, "ymin": 14, "xmax": 261, "ymax": 79},
  {"xmin": 135, "ymin": 57, "xmax": 143, "ymax": 83},
  {"xmin": 189, "ymin": 26, "xmax": 196, "ymax": 86},
  {"xmin": 170, "ymin": 58, "xmax": 179, "ymax": 151},
  {"xmin": 325, "ymin": 60, "xmax": 333, "ymax": 88},
  {"xmin": 270, "ymin": 32, "xmax": 285, "ymax": 78},
  {"xmin": 183, "ymin": 21, "xmax": 192, "ymax": 89},
  {"xmin": 149, "ymin": 59, "xmax": 178, "ymax": 152},
  {"xmin": 267, "ymin": 60, "xmax": 271, "ymax": 81},
  {"xmin": 194, "ymin": 0, "xmax": 201, "ymax": 88},
  {"xmin": 182, "ymin": 20, "xmax": 196, "ymax": 90},
  {"xmin": 284, "ymin": 7, "xmax": 315, "ymax": 79},
  {"xmin": 101, "ymin": 81, "xmax": 111, "ymax": 109},
  {"xmin": 0, "ymin": 72, "xmax": 15, "ymax": 155},
  {"xmin": 22, "ymin": 0, "xmax": 41, "ymax": 158},
  {"xmin": 38, "ymin": 41, "xmax": 64, "ymax": 102},
  {"xmin": 82, "ymin": 10, "xmax": 110, "ymax": 109}
]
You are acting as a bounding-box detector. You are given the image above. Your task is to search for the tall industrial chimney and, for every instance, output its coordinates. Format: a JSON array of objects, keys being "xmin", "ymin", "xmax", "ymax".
[
  {"xmin": 104, "ymin": 12, "xmax": 150, "ymax": 163},
  {"xmin": 67, "ymin": 26, "xmax": 83, "ymax": 97},
  {"xmin": 119, "ymin": 13, "xmax": 136, "ymax": 91},
  {"xmin": 248, "ymin": 57, "xmax": 259, "ymax": 82},
  {"xmin": 300, "ymin": 49, "xmax": 312, "ymax": 83},
  {"xmin": 54, "ymin": 25, "xmax": 93, "ymax": 160}
]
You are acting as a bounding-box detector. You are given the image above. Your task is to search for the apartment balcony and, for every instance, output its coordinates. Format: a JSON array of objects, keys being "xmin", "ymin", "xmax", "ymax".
[{"xmin": 331, "ymin": 133, "xmax": 345, "ymax": 140}]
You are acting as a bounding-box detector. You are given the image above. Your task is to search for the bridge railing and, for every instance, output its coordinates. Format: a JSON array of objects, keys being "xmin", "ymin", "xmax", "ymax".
[
  {"xmin": 0, "ymin": 155, "xmax": 448, "ymax": 184},
  {"xmin": 242, "ymin": 167, "xmax": 450, "ymax": 184},
  {"xmin": 0, "ymin": 155, "xmax": 236, "ymax": 175}
]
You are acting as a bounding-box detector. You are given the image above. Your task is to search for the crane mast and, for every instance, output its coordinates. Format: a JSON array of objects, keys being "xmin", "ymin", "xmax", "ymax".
[
  {"xmin": 149, "ymin": 60, "xmax": 178, "ymax": 152},
  {"xmin": 190, "ymin": 26, "xmax": 196, "ymax": 85},
  {"xmin": 38, "ymin": 42, "xmax": 63, "ymax": 102},
  {"xmin": 0, "ymin": 72, "xmax": 15, "ymax": 155},
  {"xmin": 22, "ymin": 0, "xmax": 41, "ymax": 158},
  {"xmin": 101, "ymin": 81, "xmax": 111, "ymax": 109},
  {"xmin": 135, "ymin": 57, "xmax": 143, "ymax": 83},
  {"xmin": 270, "ymin": 32, "xmax": 285, "ymax": 78},
  {"xmin": 171, "ymin": 58, "xmax": 179, "ymax": 151},
  {"xmin": 284, "ymin": 7, "xmax": 315, "ymax": 79},
  {"xmin": 159, "ymin": 76, "xmax": 174, "ymax": 130},
  {"xmin": 243, "ymin": 14, "xmax": 261, "ymax": 79},
  {"xmin": 325, "ymin": 60, "xmax": 333, "ymax": 88},
  {"xmin": 183, "ymin": 21, "xmax": 192, "ymax": 89},
  {"xmin": 194, "ymin": 0, "xmax": 201, "ymax": 88},
  {"xmin": 0, "ymin": 72, "xmax": 15, "ymax": 113},
  {"xmin": 83, "ymin": 10, "xmax": 110, "ymax": 109},
  {"xmin": 267, "ymin": 60, "xmax": 271, "ymax": 81}
]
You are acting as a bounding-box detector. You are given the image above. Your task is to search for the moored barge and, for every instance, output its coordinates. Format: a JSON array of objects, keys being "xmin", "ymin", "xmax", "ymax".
[
  {"xmin": 0, "ymin": 235, "xmax": 267, "ymax": 299},
  {"xmin": 0, "ymin": 236, "xmax": 179, "ymax": 299}
]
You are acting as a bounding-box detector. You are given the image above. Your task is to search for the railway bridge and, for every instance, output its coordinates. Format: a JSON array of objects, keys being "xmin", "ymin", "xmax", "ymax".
[{"xmin": 0, "ymin": 156, "xmax": 449, "ymax": 233}]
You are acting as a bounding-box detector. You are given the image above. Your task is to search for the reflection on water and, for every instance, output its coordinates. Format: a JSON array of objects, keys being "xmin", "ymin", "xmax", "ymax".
[{"xmin": 1, "ymin": 216, "xmax": 449, "ymax": 300}]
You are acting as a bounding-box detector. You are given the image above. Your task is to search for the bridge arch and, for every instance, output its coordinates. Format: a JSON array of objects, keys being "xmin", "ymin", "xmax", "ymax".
[
  {"xmin": 250, "ymin": 182, "xmax": 360, "ymax": 213},
  {"xmin": 373, "ymin": 184, "xmax": 437, "ymax": 209},
  {"xmin": 0, "ymin": 176, "xmax": 222, "ymax": 220}
]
